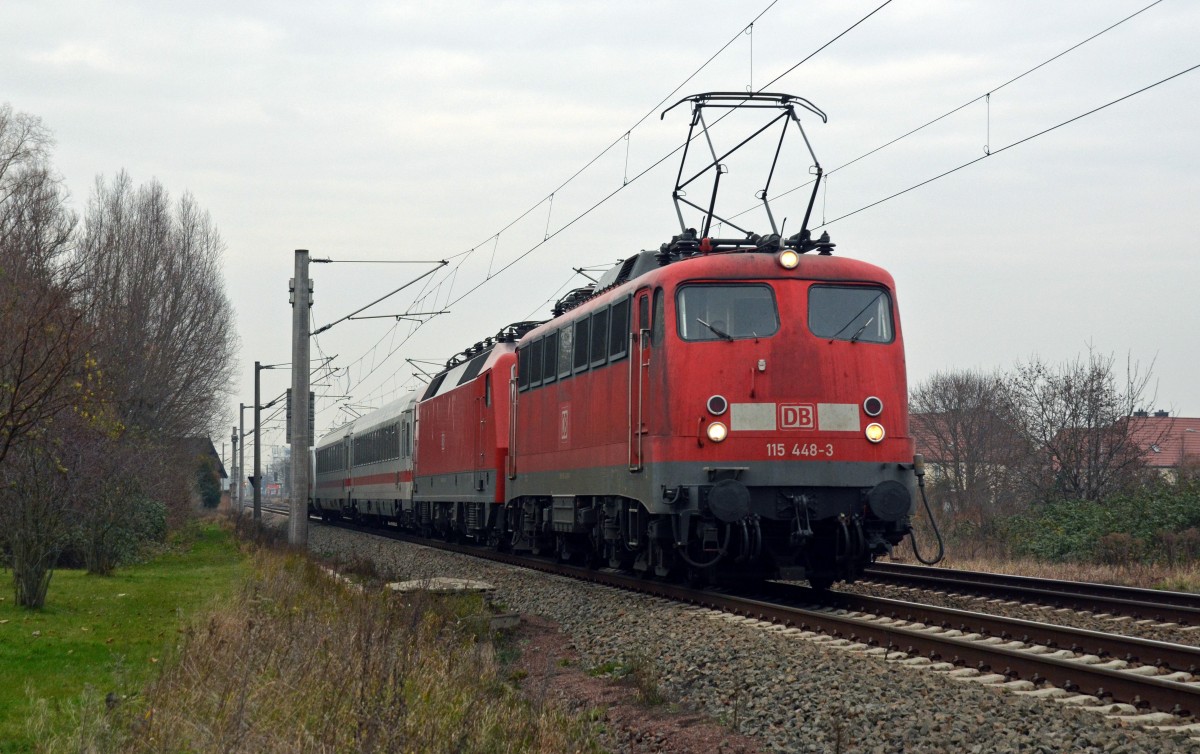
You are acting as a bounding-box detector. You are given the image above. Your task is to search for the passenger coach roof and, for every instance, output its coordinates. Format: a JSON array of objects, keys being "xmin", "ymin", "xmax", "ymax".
[{"xmin": 316, "ymin": 395, "xmax": 415, "ymax": 448}]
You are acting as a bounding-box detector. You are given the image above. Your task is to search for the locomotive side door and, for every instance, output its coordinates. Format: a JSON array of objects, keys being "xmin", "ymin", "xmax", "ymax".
[
  {"xmin": 473, "ymin": 384, "xmax": 487, "ymax": 492},
  {"xmin": 629, "ymin": 289, "xmax": 653, "ymax": 471}
]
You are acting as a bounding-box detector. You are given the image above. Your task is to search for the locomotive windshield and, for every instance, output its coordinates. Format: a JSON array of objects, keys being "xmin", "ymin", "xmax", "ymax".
[
  {"xmin": 808, "ymin": 285, "xmax": 894, "ymax": 343},
  {"xmin": 676, "ymin": 284, "xmax": 779, "ymax": 341}
]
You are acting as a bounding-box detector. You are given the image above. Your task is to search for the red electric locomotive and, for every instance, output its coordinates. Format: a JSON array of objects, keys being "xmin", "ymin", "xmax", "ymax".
[
  {"xmin": 313, "ymin": 93, "xmax": 922, "ymax": 587},
  {"xmin": 409, "ymin": 324, "xmax": 525, "ymax": 540},
  {"xmin": 505, "ymin": 235, "xmax": 916, "ymax": 586}
]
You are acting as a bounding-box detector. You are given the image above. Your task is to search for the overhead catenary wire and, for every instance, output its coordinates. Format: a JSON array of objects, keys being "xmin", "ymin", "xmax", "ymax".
[
  {"xmin": 820, "ymin": 61, "xmax": 1200, "ymax": 227},
  {"xmin": 732, "ymin": 0, "xmax": 1167, "ymax": 216},
  {"xmin": 312, "ymin": 261, "xmax": 447, "ymax": 336}
]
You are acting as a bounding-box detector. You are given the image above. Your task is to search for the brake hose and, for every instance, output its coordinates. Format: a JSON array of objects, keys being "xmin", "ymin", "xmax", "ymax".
[{"xmin": 909, "ymin": 454, "xmax": 945, "ymax": 565}]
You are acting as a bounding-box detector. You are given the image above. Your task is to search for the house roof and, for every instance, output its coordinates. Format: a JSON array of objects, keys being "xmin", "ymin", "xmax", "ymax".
[
  {"xmin": 1124, "ymin": 415, "xmax": 1200, "ymax": 467},
  {"xmin": 910, "ymin": 414, "xmax": 949, "ymax": 462},
  {"xmin": 183, "ymin": 436, "xmax": 228, "ymax": 478}
]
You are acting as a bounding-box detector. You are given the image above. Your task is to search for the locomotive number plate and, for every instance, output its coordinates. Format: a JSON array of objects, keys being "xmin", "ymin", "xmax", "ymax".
[{"xmin": 766, "ymin": 442, "xmax": 834, "ymax": 458}]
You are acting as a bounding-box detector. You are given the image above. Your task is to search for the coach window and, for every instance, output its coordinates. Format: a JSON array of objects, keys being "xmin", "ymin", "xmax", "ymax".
[
  {"xmin": 573, "ymin": 317, "xmax": 590, "ymax": 373},
  {"xmin": 517, "ymin": 346, "xmax": 530, "ymax": 391},
  {"xmin": 558, "ymin": 324, "xmax": 573, "ymax": 380},
  {"xmin": 676, "ymin": 284, "xmax": 779, "ymax": 341},
  {"xmin": 590, "ymin": 306, "xmax": 610, "ymax": 368},
  {"xmin": 542, "ymin": 330, "xmax": 558, "ymax": 385},
  {"xmin": 530, "ymin": 337, "xmax": 544, "ymax": 388},
  {"xmin": 608, "ymin": 297, "xmax": 629, "ymax": 361},
  {"xmin": 808, "ymin": 285, "xmax": 894, "ymax": 344}
]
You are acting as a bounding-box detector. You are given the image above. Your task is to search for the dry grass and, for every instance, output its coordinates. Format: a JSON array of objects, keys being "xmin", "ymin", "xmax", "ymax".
[
  {"xmin": 30, "ymin": 543, "xmax": 598, "ymax": 753},
  {"xmin": 888, "ymin": 547, "xmax": 1200, "ymax": 592}
]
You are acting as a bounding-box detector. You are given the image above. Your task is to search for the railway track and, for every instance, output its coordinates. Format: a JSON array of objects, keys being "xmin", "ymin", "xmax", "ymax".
[
  {"xmin": 287, "ymin": 512, "xmax": 1200, "ymax": 720},
  {"xmin": 863, "ymin": 562, "xmax": 1200, "ymax": 627}
]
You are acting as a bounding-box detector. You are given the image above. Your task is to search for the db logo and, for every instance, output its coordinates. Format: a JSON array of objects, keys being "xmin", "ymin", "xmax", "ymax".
[{"xmin": 779, "ymin": 404, "xmax": 815, "ymax": 430}]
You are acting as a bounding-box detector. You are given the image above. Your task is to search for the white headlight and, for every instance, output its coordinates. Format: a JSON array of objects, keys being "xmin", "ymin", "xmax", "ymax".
[
  {"xmin": 706, "ymin": 421, "xmax": 729, "ymax": 443},
  {"xmin": 865, "ymin": 423, "xmax": 886, "ymax": 443},
  {"xmin": 778, "ymin": 249, "xmax": 800, "ymax": 269}
]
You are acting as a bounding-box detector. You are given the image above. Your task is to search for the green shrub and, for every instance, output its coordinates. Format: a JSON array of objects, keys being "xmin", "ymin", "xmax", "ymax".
[
  {"xmin": 195, "ymin": 456, "xmax": 221, "ymax": 509},
  {"xmin": 64, "ymin": 495, "xmax": 168, "ymax": 574},
  {"xmin": 1004, "ymin": 480, "xmax": 1200, "ymax": 564}
]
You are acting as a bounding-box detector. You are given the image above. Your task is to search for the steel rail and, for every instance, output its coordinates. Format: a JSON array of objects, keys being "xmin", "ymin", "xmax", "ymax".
[
  {"xmin": 756, "ymin": 582, "xmax": 1200, "ymax": 674},
  {"xmin": 863, "ymin": 562, "xmax": 1200, "ymax": 626},
  {"xmin": 310, "ymin": 519, "xmax": 1200, "ymax": 717}
]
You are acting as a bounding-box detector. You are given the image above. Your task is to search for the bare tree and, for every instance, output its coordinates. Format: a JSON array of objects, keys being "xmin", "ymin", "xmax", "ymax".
[
  {"xmin": 910, "ymin": 369, "xmax": 1031, "ymax": 533},
  {"xmin": 1007, "ymin": 349, "xmax": 1161, "ymax": 502},
  {"xmin": 0, "ymin": 103, "xmax": 86, "ymax": 467},
  {"xmin": 75, "ymin": 172, "xmax": 236, "ymax": 440}
]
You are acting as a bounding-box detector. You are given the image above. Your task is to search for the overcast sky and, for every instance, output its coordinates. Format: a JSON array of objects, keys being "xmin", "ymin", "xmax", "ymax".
[{"xmin": 5, "ymin": 0, "xmax": 1198, "ymax": 457}]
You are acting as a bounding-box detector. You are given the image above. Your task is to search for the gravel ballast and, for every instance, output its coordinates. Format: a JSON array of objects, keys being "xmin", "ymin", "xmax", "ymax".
[{"xmin": 309, "ymin": 525, "xmax": 1200, "ymax": 753}]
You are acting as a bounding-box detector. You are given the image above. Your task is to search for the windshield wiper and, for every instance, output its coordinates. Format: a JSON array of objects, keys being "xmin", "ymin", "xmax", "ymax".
[
  {"xmin": 830, "ymin": 293, "xmax": 883, "ymax": 341},
  {"xmin": 849, "ymin": 317, "xmax": 875, "ymax": 343},
  {"xmin": 696, "ymin": 318, "xmax": 734, "ymax": 341}
]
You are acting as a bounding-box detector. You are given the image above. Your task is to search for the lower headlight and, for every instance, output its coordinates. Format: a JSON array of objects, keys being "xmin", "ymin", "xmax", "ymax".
[
  {"xmin": 706, "ymin": 421, "xmax": 729, "ymax": 443},
  {"xmin": 865, "ymin": 423, "xmax": 886, "ymax": 443}
]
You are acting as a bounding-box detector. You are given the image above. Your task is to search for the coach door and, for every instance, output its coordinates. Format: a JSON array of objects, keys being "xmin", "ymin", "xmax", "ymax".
[{"xmin": 629, "ymin": 289, "xmax": 653, "ymax": 471}]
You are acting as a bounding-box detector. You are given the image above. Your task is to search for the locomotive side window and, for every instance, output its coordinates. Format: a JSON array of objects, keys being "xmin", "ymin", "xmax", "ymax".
[
  {"xmin": 542, "ymin": 331, "xmax": 558, "ymax": 385},
  {"xmin": 652, "ymin": 288, "xmax": 665, "ymax": 344},
  {"xmin": 573, "ymin": 318, "xmax": 590, "ymax": 373},
  {"xmin": 590, "ymin": 307, "xmax": 610, "ymax": 367},
  {"xmin": 558, "ymin": 324, "xmax": 573, "ymax": 380},
  {"xmin": 530, "ymin": 338, "xmax": 544, "ymax": 387},
  {"xmin": 808, "ymin": 285, "xmax": 894, "ymax": 344},
  {"xmin": 517, "ymin": 346, "xmax": 530, "ymax": 392},
  {"xmin": 608, "ymin": 297, "xmax": 629, "ymax": 362},
  {"xmin": 676, "ymin": 284, "xmax": 779, "ymax": 341}
]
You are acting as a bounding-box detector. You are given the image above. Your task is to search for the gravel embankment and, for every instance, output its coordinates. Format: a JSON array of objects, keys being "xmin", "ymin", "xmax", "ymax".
[
  {"xmin": 309, "ymin": 525, "xmax": 1200, "ymax": 754},
  {"xmin": 838, "ymin": 580, "xmax": 1200, "ymax": 647}
]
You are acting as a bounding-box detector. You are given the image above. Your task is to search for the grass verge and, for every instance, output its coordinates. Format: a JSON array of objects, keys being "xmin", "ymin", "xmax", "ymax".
[
  {"xmin": 0, "ymin": 521, "xmax": 247, "ymax": 752},
  {"xmin": 27, "ymin": 520, "xmax": 599, "ymax": 753}
]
